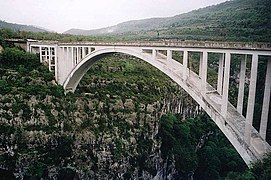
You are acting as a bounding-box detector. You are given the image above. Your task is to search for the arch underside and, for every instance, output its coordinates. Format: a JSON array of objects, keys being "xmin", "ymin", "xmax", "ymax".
[{"xmin": 63, "ymin": 47, "xmax": 270, "ymax": 166}]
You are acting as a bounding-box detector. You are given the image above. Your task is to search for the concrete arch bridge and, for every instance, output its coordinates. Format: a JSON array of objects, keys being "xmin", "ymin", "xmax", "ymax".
[{"xmin": 27, "ymin": 40, "xmax": 271, "ymax": 166}]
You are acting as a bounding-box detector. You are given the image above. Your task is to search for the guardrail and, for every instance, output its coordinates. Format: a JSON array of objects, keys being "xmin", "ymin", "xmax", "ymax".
[{"xmin": 28, "ymin": 40, "xmax": 271, "ymax": 51}]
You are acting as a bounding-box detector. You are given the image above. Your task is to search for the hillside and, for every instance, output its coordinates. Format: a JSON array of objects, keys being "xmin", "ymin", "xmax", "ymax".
[
  {"xmin": 0, "ymin": 47, "xmax": 250, "ymax": 179},
  {"xmin": 64, "ymin": 0, "xmax": 271, "ymax": 42},
  {"xmin": 0, "ymin": 20, "xmax": 48, "ymax": 33}
]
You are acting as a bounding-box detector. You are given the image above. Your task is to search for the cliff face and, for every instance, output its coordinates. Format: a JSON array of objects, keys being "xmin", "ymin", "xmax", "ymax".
[{"xmin": 0, "ymin": 53, "xmax": 200, "ymax": 179}]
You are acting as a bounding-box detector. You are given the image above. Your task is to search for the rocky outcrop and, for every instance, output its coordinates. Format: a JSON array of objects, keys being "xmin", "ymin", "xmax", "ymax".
[{"xmin": 0, "ymin": 55, "xmax": 200, "ymax": 179}]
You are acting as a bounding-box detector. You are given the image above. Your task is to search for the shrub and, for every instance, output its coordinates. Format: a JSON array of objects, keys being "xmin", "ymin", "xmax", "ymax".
[{"xmin": 0, "ymin": 47, "xmax": 39, "ymax": 69}]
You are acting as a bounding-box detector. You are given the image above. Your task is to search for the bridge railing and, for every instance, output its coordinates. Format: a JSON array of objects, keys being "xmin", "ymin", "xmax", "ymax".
[{"xmin": 36, "ymin": 40, "xmax": 271, "ymax": 51}]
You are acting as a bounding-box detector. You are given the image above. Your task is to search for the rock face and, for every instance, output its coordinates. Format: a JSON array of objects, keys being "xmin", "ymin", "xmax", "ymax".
[
  {"xmin": 0, "ymin": 90, "xmax": 199, "ymax": 179},
  {"xmin": 0, "ymin": 54, "xmax": 200, "ymax": 179}
]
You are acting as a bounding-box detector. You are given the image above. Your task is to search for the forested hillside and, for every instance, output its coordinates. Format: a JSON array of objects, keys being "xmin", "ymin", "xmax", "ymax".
[
  {"xmin": 65, "ymin": 0, "xmax": 271, "ymax": 42},
  {"xmin": 0, "ymin": 20, "xmax": 48, "ymax": 33},
  {"xmin": 0, "ymin": 46, "xmax": 254, "ymax": 179}
]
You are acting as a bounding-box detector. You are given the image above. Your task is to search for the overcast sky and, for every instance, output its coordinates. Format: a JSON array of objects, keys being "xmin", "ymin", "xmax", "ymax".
[{"xmin": 0, "ymin": 0, "xmax": 227, "ymax": 33}]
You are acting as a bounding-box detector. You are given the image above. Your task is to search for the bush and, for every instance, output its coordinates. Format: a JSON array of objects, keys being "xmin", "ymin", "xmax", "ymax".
[{"xmin": 0, "ymin": 47, "xmax": 39, "ymax": 69}]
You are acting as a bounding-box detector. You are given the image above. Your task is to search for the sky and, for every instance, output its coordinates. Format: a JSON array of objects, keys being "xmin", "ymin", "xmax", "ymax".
[{"xmin": 0, "ymin": 0, "xmax": 227, "ymax": 33}]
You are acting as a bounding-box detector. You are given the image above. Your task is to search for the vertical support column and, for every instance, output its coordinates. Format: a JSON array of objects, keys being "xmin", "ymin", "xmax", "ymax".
[
  {"xmin": 221, "ymin": 52, "xmax": 231, "ymax": 117},
  {"xmin": 183, "ymin": 50, "xmax": 188, "ymax": 81},
  {"xmin": 76, "ymin": 47, "xmax": 79, "ymax": 64},
  {"xmin": 244, "ymin": 53, "xmax": 259, "ymax": 144},
  {"xmin": 66, "ymin": 47, "xmax": 70, "ymax": 60},
  {"xmin": 199, "ymin": 53, "xmax": 203, "ymax": 78},
  {"xmin": 54, "ymin": 45, "xmax": 58, "ymax": 81},
  {"xmin": 46, "ymin": 47, "xmax": 49, "ymax": 61},
  {"xmin": 88, "ymin": 47, "xmax": 91, "ymax": 54},
  {"xmin": 71, "ymin": 47, "xmax": 74, "ymax": 67},
  {"xmin": 82, "ymin": 47, "xmax": 86, "ymax": 58},
  {"xmin": 39, "ymin": 47, "xmax": 42, "ymax": 63},
  {"xmin": 201, "ymin": 51, "xmax": 208, "ymax": 96},
  {"xmin": 237, "ymin": 54, "xmax": 247, "ymax": 114},
  {"xmin": 79, "ymin": 47, "xmax": 82, "ymax": 61},
  {"xmin": 260, "ymin": 57, "xmax": 271, "ymax": 139},
  {"xmin": 48, "ymin": 47, "xmax": 51, "ymax": 71},
  {"xmin": 152, "ymin": 49, "xmax": 157, "ymax": 60},
  {"xmin": 167, "ymin": 50, "xmax": 172, "ymax": 61},
  {"xmin": 217, "ymin": 53, "xmax": 224, "ymax": 95}
]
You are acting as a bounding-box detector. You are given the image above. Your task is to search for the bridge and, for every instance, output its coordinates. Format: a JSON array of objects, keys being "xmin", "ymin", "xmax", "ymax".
[{"xmin": 27, "ymin": 40, "xmax": 271, "ymax": 166}]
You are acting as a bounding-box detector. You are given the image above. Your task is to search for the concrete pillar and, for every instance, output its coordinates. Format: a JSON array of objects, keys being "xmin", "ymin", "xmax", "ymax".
[
  {"xmin": 260, "ymin": 57, "xmax": 271, "ymax": 139},
  {"xmin": 237, "ymin": 54, "xmax": 247, "ymax": 114},
  {"xmin": 221, "ymin": 53, "xmax": 231, "ymax": 117},
  {"xmin": 76, "ymin": 47, "xmax": 79, "ymax": 64},
  {"xmin": 244, "ymin": 54, "xmax": 259, "ymax": 144},
  {"xmin": 88, "ymin": 47, "xmax": 91, "ymax": 54},
  {"xmin": 152, "ymin": 49, "xmax": 157, "ymax": 60},
  {"xmin": 71, "ymin": 47, "xmax": 74, "ymax": 67},
  {"xmin": 167, "ymin": 50, "xmax": 172, "ymax": 61},
  {"xmin": 82, "ymin": 47, "xmax": 86, "ymax": 58},
  {"xmin": 48, "ymin": 47, "xmax": 51, "ymax": 71},
  {"xmin": 201, "ymin": 51, "xmax": 208, "ymax": 96},
  {"xmin": 183, "ymin": 51, "xmax": 188, "ymax": 81},
  {"xmin": 39, "ymin": 47, "xmax": 42, "ymax": 63},
  {"xmin": 217, "ymin": 53, "xmax": 224, "ymax": 95},
  {"xmin": 199, "ymin": 53, "xmax": 203, "ymax": 78},
  {"xmin": 45, "ymin": 47, "xmax": 49, "ymax": 61},
  {"xmin": 54, "ymin": 45, "xmax": 58, "ymax": 81}
]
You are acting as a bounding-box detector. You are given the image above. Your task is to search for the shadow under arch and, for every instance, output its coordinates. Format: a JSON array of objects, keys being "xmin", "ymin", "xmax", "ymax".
[{"xmin": 62, "ymin": 47, "xmax": 264, "ymax": 166}]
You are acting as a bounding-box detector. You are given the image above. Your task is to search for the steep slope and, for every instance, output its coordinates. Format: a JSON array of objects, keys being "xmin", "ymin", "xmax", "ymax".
[
  {"xmin": 64, "ymin": 0, "xmax": 271, "ymax": 42},
  {"xmin": 0, "ymin": 20, "xmax": 48, "ymax": 32},
  {"xmin": 0, "ymin": 48, "xmax": 248, "ymax": 179}
]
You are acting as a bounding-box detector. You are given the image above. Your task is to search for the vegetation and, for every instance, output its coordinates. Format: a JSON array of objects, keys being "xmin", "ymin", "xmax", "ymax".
[
  {"xmin": 0, "ymin": 41, "xmax": 270, "ymax": 179},
  {"xmin": 0, "ymin": 20, "xmax": 47, "ymax": 33},
  {"xmin": 0, "ymin": 0, "xmax": 271, "ymax": 177},
  {"xmin": 159, "ymin": 113, "xmax": 247, "ymax": 179},
  {"xmin": 65, "ymin": 0, "xmax": 271, "ymax": 42},
  {"xmin": 1, "ymin": 0, "xmax": 271, "ymax": 43}
]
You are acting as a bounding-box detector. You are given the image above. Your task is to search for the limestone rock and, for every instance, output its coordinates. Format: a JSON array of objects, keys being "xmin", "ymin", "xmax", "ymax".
[{"xmin": 124, "ymin": 99, "xmax": 135, "ymax": 111}]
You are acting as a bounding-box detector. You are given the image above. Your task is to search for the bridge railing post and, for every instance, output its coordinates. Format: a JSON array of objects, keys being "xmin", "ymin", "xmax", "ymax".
[
  {"xmin": 260, "ymin": 57, "xmax": 271, "ymax": 140},
  {"xmin": 221, "ymin": 52, "xmax": 231, "ymax": 117},
  {"xmin": 245, "ymin": 53, "xmax": 259, "ymax": 145}
]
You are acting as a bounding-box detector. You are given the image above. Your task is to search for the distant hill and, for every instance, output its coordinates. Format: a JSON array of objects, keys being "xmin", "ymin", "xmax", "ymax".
[
  {"xmin": 64, "ymin": 0, "xmax": 271, "ymax": 42},
  {"xmin": 0, "ymin": 20, "xmax": 48, "ymax": 33}
]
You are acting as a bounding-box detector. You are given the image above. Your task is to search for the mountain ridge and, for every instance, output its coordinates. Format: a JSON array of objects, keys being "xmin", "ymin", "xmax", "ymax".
[
  {"xmin": 0, "ymin": 20, "xmax": 49, "ymax": 33},
  {"xmin": 64, "ymin": 0, "xmax": 271, "ymax": 42}
]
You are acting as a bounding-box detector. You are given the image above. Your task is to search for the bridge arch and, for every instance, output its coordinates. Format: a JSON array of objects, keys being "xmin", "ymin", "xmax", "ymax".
[{"xmin": 62, "ymin": 47, "xmax": 267, "ymax": 166}]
